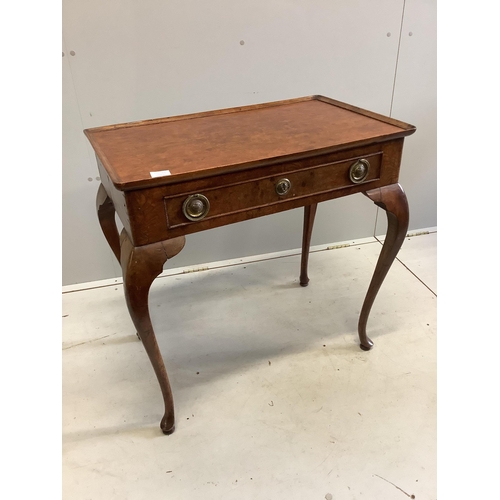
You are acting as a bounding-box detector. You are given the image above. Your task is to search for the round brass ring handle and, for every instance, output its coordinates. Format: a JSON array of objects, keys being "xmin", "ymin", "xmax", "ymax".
[
  {"xmin": 349, "ymin": 159, "xmax": 370, "ymax": 184},
  {"xmin": 182, "ymin": 194, "xmax": 210, "ymax": 221},
  {"xmin": 275, "ymin": 178, "xmax": 292, "ymax": 196}
]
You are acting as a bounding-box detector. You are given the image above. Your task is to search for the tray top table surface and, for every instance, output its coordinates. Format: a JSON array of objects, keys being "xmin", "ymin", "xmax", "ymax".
[{"xmin": 84, "ymin": 95, "xmax": 415, "ymax": 190}]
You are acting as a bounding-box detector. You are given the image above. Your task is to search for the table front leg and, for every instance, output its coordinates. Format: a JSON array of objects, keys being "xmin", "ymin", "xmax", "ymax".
[
  {"xmin": 120, "ymin": 229, "xmax": 185, "ymax": 434},
  {"xmin": 96, "ymin": 184, "xmax": 121, "ymax": 263},
  {"xmin": 358, "ymin": 183, "xmax": 409, "ymax": 350},
  {"xmin": 300, "ymin": 203, "xmax": 318, "ymax": 286}
]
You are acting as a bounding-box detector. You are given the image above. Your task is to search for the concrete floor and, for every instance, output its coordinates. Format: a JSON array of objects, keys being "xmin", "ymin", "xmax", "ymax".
[{"xmin": 62, "ymin": 231, "xmax": 436, "ymax": 500}]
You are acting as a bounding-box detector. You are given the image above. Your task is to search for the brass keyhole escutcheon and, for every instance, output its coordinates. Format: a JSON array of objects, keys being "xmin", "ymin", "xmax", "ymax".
[
  {"xmin": 182, "ymin": 194, "xmax": 210, "ymax": 221},
  {"xmin": 349, "ymin": 159, "xmax": 370, "ymax": 184},
  {"xmin": 275, "ymin": 178, "xmax": 292, "ymax": 196}
]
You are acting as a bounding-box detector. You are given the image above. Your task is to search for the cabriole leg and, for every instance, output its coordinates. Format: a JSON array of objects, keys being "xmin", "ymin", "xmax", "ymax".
[
  {"xmin": 358, "ymin": 184, "xmax": 409, "ymax": 350},
  {"xmin": 96, "ymin": 184, "xmax": 121, "ymax": 263},
  {"xmin": 120, "ymin": 229, "xmax": 185, "ymax": 434}
]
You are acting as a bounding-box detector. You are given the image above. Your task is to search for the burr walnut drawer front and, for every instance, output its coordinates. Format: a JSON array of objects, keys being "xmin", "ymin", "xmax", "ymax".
[{"xmin": 163, "ymin": 151, "xmax": 382, "ymax": 229}]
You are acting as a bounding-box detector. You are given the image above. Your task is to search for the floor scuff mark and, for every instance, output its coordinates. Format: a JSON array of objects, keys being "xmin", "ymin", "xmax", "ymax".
[
  {"xmin": 63, "ymin": 333, "xmax": 117, "ymax": 350},
  {"xmin": 374, "ymin": 474, "xmax": 415, "ymax": 498}
]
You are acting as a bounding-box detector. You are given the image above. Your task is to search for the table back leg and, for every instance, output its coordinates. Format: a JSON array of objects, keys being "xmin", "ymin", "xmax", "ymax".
[
  {"xmin": 300, "ymin": 203, "xmax": 318, "ymax": 286},
  {"xmin": 358, "ymin": 183, "xmax": 409, "ymax": 350},
  {"xmin": 120, "ymin": 229, "xmax": 185, "ymax": 434},
  {"xmin": 96, "ymin": 184, "xmax": 121, "ymax": 263}
]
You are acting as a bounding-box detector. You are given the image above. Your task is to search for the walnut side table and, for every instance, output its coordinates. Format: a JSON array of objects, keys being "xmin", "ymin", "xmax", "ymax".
[{"xmin": 85, "ymin": 95, "xmax": 416, "ymax": 434}]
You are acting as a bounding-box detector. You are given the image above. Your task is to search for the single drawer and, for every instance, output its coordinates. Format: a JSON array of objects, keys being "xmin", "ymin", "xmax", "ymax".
[{"xmin": 164, "ymin": 151, "xmax": 382, "ymax": 229}]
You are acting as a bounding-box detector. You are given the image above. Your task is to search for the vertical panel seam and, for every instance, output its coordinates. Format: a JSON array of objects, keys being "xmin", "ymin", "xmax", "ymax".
[
  {"xmin": 389, "ymin": 0, "xmax": 407, "ymax": 117},
  {"xmin": 375, "ymin": 0, "xmax": 406, "ymax": 237}
]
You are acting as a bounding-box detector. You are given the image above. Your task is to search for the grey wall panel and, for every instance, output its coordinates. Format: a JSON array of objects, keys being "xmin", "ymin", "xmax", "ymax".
[
  {"xmin": 63, "ymin": 36, "xmax": 121, "ymax": 284},
  {"xmin": 62, "ymin": 0, "xmax": 405, "ymax": 127},
  {"xmin": 62, "ymin": 1, "xmax": 429, "ymax": 285},
  {"xmin": 376, "ymin": 0, "xmax": 437, "ymax": 236}
]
